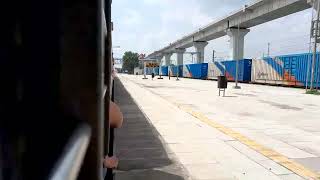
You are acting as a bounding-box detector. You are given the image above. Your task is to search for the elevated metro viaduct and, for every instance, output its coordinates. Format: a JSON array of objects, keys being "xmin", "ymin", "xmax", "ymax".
[{"xmin": 148, "ymin": 0, "xmax": 314, "ymax": 67}]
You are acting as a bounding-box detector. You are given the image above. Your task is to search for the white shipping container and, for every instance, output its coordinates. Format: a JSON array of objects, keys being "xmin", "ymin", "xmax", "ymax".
[
  {"xmin": 182, "ymin": 65, "xmax": 191, "ymax": 78},
  {"xmin": 251, "ymin": 58, "xmax": 284, "ymax": 85},
  {"xmin": 207, "ymin": 62, "xmax": 225, "ymax": 80}
]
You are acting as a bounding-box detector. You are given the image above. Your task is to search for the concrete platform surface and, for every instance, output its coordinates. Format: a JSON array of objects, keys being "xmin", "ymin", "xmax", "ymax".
[
  {"xmin": 115, "ymin": 74, "xmax": 320, "ymax": 180},
  {"xmin": 113, "ymin": 78, "xmax": 190, "ymax": 180}
]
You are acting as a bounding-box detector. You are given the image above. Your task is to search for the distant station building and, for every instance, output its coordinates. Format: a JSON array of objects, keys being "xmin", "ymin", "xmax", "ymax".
[{"xmin": 138, "ymin": 54, "xmax": 160, "ymax": 77}]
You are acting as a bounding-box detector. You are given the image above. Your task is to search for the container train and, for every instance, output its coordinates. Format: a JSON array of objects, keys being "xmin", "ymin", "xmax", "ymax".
[{"xmin": 145, "ymin": 53, "xmax": 320, "ymax": 88}]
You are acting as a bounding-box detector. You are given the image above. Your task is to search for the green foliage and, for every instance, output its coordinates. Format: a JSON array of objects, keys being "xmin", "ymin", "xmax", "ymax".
[
  {"xmin": 306, "ymin": 89, "xmax": 320, "ymax": 95},
  {"xmin": 122, "ymin": 51, "xmax": 139, "ymax": 74}
]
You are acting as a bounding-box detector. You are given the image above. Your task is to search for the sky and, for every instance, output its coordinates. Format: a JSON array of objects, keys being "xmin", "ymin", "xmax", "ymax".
[{"xmin": 112, "ymin": 0, "xmax": 313, "ymax": 64}]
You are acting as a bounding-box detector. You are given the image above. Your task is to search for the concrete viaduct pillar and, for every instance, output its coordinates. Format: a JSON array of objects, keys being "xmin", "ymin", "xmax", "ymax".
[
  {"xmin": 157, "ymin": 55, "xmax": 163, "ymax": 65},
  {"xmin": 227, "ymin": 28, "xmax": 250, "ymax": 60},
  {"xmin": 164, "ymin": 53, "xmax": 173, "ymax": 66},
  {"xmin": 175, "ymin": 48, "xmax": 186, "ymax": 65},
  {"xmin": 193, "ymin": 41, "xmax": 208, "ymax": 63}
]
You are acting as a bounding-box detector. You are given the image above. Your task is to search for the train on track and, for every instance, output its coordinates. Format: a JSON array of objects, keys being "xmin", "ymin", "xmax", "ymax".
[{"xmin": 146, "ymin": 52, "xmax": 320, "ymax": 88}]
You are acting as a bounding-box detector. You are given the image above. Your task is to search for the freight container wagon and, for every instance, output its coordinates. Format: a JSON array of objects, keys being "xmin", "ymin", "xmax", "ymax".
[
  {"xmin": 172, "ymin": 65, "xmax": 183, "ymax": 77},
  {"xmin": 207, "ymin": 62, "xmax": 226, "ymax": 80},
  {"xmin": 178, "ymin": 65, "xmax": 183, "ymax": 77},
  {"xmin": 183, "ymin": 63, "xmax": 208, "ymax": 79},
  {"xmin": 169, "ymin": 65, "xmax": 183, "ymax": 77},
  {"xmin": 221, "ymin": 59, "xmax": 252, "ymax": 82},
  {"xmin": 251, "ymin": 53, "xmax": 320, "ymax": 88},
  {"xmin": 145, "ymin": 67, "xmax": 153, "ymax": 75},
  {"xmin": 154, "ymin": 67, "xmax": 160, "ymax": 75},
  {"xmin": 145, "ymin": 67, "xmax": 159, "ymax": 75},
  {"xmin": 161, "ymin": 66, "xmax": 168, "ymax": 76},
  {"xmin": 169, "ymin": 66, "xmax": 181, "ymax": 77}
]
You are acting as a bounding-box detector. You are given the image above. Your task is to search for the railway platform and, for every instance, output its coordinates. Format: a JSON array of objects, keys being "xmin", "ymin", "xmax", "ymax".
[
  {"xmin": 113, "ymin": 74, "xmax": 320, "ymax": 180},
  {"xmin": 113, "ymin": 78, "xmax": 190, "ymax": 180}
]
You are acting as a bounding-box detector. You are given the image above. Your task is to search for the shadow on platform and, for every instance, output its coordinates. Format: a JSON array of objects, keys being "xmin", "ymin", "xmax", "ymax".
[{"xmin": 114, "ymin": 78, "xmax": 188, "ymax": 180}]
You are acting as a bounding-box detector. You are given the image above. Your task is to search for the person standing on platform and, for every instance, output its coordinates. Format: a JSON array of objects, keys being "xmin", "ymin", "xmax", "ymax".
[{"xmin": 151, "ymin": 72, "xmax": 155, "ymax": 80}]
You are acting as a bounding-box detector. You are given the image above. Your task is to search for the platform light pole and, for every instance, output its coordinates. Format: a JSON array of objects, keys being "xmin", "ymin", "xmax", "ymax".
[
  {"xmin": 267, "ymin": 43, "xmax": 270, "ymax": 57},
  {"xmin": 234, "ymin": 22, "xmax": 241, "ymax": 89},
  {"xmin": 306, "ymin": 1, "xmax": 316, "ymax": 91},
  {"xmin": 158, "ymin": 58, "xmax": 164, "ymax": 79},
  {"xmin": 176, "ymin": 64, "xmax": 180, "ymax": 81},
  {"xmin": 142, "ymin": 61, "xmax": 148, "ymax": 79},
  {"xmin": 192, "ymin": 53, "xmax": 194, "ymax": 64},
  {"xmin": 310, "ymin": 0, "xmax": 320, "ymax": 90},
  {"xmin": 212, "ymin": 50, "xmax": 215, "ymax": 62}
]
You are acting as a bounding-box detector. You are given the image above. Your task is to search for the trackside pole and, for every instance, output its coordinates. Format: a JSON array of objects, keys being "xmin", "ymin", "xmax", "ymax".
[
  {"xmin": 176, "ymin": 66, "xmax": 179, "ymax": 81},
  {"xmin": 311, "ymin": 0, "xmax": 320, "ymax": 90},
  {"xmin": 143, "ymin": 62, "xmax": 148, "ymax": 79},
  {"xmin": 234, "ymin": 23, "xmax": 241, "ymax": 89},
  {"xmin": 158, "ymin": 62, "xmax": 163, "ymax": 79}
]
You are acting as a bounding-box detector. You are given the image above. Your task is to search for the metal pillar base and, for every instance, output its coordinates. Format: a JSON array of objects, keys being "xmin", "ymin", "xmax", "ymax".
[
  {"xmin": 233, "ymin": 86, "xmax": 241, "ymax": 89},
  {"xmin": 158, "ymin": 77, "xmax": 163, "ymax": 79},
  {"xmin": 142, "ymin": 77, "xmax": 148, "ymax": 79}
]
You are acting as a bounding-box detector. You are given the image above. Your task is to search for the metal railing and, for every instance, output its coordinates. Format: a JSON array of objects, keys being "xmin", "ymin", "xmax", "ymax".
[{"xmin": 49, "ymin": 123, "xmax": 91, "ymax": 180}]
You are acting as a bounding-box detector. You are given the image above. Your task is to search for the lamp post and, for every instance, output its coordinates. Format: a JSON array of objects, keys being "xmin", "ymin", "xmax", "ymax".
[
  {"xmin": 310, "ymin": 0, "xmax": 320, "ymax": 90},
  {"xmin": 176, "ymin": 64, "xmax": 180, "ymax": 81},
  {"xmin": 142, "ymin": 61, "xmax": 148, "ymax": 79},
  {"xmin": 234, "ymin": 22, "xmax": 241, "ymax": 89},
  {"xmin": 158, "ymin": 58, "xmax": 164, "ymax": 79}
]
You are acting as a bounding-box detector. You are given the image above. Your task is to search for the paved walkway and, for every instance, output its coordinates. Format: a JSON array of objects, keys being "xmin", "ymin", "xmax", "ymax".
[
  {"xmin": 116, "ymin": 74, "xmax": 320, "ymax": 180},
  {"xmin": 113, "ymin": 78, "xmax": 190, "ymax": 180}
]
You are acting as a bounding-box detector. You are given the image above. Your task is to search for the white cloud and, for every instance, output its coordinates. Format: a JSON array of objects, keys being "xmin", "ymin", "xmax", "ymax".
[
  {"xmin": 158, "ymin": 0, "xmax": 213, "ymax": 29},
  {"xmin": 190, "ymin": 8, "xmax": 213, "ymax": 28},
  {"xmin": 121, "ymin": 9, "xmax": 143, "ymax": 26},
  {"xmin": 143, "ymin": 0, "xmax": 168, "ymax": 5}
]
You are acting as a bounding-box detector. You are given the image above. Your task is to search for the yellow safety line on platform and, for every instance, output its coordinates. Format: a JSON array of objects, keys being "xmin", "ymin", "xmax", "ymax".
[{"xmin": 177, "ymin": 104, "xmax": 320, "ymax": 180}]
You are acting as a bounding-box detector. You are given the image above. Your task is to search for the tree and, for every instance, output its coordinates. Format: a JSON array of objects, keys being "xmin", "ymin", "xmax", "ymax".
[{"xmin": 122, "ymin": 51, "xmax": 139, "ymax": 74}]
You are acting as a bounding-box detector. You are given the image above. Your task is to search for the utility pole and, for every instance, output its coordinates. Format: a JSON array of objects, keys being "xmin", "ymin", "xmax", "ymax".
[
  {"xmin": 192, "ymin": 54, "xmax": 194, "ymax": 64},
  {"xmin": 176, "ymin": 66, "xmax": 180, "ymax": 81},
  {"xmin": 143, "ymin": 61, "xmax": 148, "ymax": 79},
  {"xmin": 311, "ymin": 0, "xmax": 320, "ymax": 90},
  {"xmin": 158, "ymin": 59, "xmax": 163, "ymax": 79},
  {"xmin": 306, "ymin": 1, "xmax": 316, "ymax": 91},
  {"xmin": 234, "ymin": 22, "xmax": 241, "ymax": 89},
  {"xmin": 212, "ymin": 50, "xmax": 215, "ymax": 62},
  {"xmin": 267, "ymin": 43, "xmax": 270, "ymax": 57}
]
